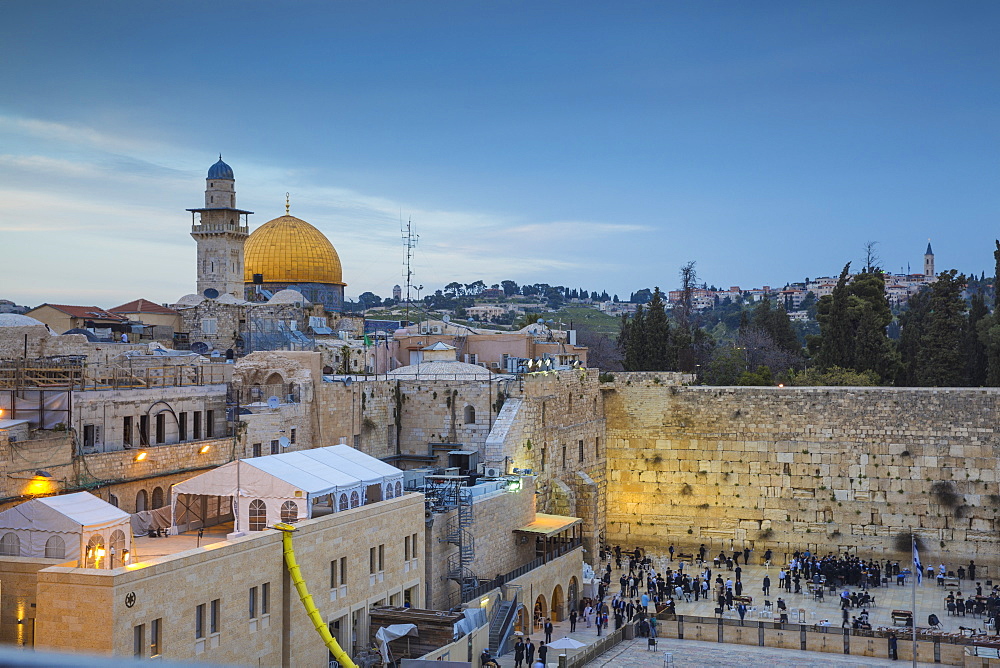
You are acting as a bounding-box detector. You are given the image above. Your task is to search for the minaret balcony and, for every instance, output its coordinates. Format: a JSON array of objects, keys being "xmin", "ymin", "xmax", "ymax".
[{"xmin": 191, "ymin": 223, "xmax": 249, "ymax": 234}]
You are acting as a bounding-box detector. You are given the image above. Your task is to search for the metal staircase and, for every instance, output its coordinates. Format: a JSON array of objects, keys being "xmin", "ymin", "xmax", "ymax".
[
  {"xmin": 444, "ymin": 487, "xmax": 476, "ymax": 597},
  {"xmin": 488, "ymin": 592, "xmax": 518, "ymax": 655}
]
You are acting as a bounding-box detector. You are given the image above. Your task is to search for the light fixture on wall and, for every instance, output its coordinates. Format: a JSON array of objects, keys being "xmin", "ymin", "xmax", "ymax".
[
  {"xmin": 199, "ymin": 445, "xmax": 211, "ymax": 454},
  {"xmin": 34, "ymin": 470, "xmax": 52, "ymax": 478},
  {"xmin": 135, "ymin": 451, "xmax": 147, "ymax": 462}
]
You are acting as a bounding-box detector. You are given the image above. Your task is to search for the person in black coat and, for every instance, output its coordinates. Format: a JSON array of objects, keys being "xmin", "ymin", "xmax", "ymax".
[
  {"xmin": 513, "ymin": 638, "xmax": 525, "ymax": 668},
  {"xmin": 525, "ymin": 638, "xmax": 535, "ymax": 665}
]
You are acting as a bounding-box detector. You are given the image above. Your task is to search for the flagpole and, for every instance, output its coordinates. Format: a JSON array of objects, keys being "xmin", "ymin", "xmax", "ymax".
[{"xmin": 911, "ymin": 534, "xmax": 917, "ymax": 668}]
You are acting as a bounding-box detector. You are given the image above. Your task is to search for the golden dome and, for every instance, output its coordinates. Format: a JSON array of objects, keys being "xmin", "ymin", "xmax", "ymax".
[{"xmin": 244, "ymin": 215, "xmax": 345, "ymax": 285}]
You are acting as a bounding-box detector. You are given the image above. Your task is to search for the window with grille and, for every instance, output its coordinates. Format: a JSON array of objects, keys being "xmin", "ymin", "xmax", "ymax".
[
  {"xmin": 249, "ymin": 499, "xmax": 267, "ymax": 531},
  {"xmin": 280, "ymin": 500, "xmax": 298, "ymax": 523},
  {"xmin": 45, "ymin": 535, "xmax": 65, "ymax": 559}
]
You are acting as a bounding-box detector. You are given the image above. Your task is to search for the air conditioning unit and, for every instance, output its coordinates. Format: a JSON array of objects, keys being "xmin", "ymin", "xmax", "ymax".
[
  {"xmin": 431, "ymin": 325, "xmax": 442, "ymax": 334},
  {"xmin": 420, "ymin": 324, "xmax": 430, "ymax": 334},
  {"xmin": 490, "ymin": 362, "xmax": 500, "ymax": 369},
  {"xmin": 484, "ymin": 467, "xmax": 501, "ymax": 477}
]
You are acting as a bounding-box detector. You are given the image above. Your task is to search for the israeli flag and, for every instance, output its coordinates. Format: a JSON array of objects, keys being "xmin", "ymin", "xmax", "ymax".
[{"xmin": 913, "ymin": 540, "xmax": 922, "ymax": 584}]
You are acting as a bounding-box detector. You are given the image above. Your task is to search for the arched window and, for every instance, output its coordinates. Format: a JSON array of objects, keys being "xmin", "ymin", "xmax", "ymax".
[
  {"xmin": 249, "ymin": 500, "xmax": 267, "ymax": 531},
  {"xmin": 395, "ymin": 481, "xmax": 402, "ymax": 497},
  {"xmin": 280, "ymin": 501, "xmax": 299, "ymax": 524},
  {"xmin": 135, "ymin": 489, "xmax": 148, "ymax": 512},
  {"xmin": 350, "ymin": 491, "xmax": 360, "ymax": 508},
  {"xmin": 85, "ymin": 535, "xmax": 105, "ymax": 568},
  {"xmin": 338, "ymin": 494, "xmax": 349, "ymax": 511},
  {"xmin": 45, "ymin": 535, "xmax": 66, "ymax": 559},
  {"xmin": 109, "ymin": 530, "xmax": 126, "ymax": 568},
  {"xmin": 151, "ymin": 487, "xmax": 164, "ymax": 510},
  {"xmin": 385, "ymin": 484, "xmax": 394, "ymax": 500},
  {"xmin": 464, "ymin": 405, "xmax": 476, "ymax": 424},
  {"xmin": 0, "ymin": 532, "xmax": 20, "ymax": 557}
]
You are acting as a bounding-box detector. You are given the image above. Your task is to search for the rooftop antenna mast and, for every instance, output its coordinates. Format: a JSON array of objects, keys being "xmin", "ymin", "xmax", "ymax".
[{"xmin": 401, "ymin": 215, "xmax": 418, "ymax": 325}]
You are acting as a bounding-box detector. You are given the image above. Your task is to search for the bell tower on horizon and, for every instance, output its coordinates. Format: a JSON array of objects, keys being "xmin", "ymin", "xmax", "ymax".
[{"xmin": 924, "ymin": 240, "xmax": 934, "ymax": 279}]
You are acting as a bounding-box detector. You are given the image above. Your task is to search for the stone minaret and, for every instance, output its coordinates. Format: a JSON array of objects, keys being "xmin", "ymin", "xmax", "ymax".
[
  {"xmin": 924, "ymin": 240, "xmax": 935, "ymax": 278},
  {"xmin": 187, "ymin": 157, "xmax": 253, "ymax": 298}
]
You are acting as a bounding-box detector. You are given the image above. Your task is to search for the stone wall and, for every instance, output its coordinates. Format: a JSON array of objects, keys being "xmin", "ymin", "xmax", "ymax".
[{"xmin": 604, "ymin": 381, "xmax": 1000, "ymax": 568}]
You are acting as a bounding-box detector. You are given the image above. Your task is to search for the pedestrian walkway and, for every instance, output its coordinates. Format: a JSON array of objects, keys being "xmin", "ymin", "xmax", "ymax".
[
  {"xmin": 491, "ymin": 550, "xmax": 988, "ymax": 667},
  {"xmin": 584, "ymin": 637, "xmax": 939, "ymax": 667}
]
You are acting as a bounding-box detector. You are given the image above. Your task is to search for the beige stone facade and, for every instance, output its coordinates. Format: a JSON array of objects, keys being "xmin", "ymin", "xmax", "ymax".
[
  {"xmin": 604, "ymin": 381, "xmax": 1000, "ymax": 566},
  {"xmin": 23, "ymin": 493, "xmax": 424, "ymax": 663}
]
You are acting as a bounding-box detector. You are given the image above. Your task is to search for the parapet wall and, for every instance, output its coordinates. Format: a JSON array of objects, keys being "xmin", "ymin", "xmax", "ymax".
[{"xmin": 604, "ymin": 380, "xmax": 1000, "ymax": 567}]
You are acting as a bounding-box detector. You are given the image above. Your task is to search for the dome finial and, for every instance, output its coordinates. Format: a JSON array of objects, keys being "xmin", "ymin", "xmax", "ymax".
[{"xmin": 285, "ymin": 192, "xmax": 290, "ymax": 215}]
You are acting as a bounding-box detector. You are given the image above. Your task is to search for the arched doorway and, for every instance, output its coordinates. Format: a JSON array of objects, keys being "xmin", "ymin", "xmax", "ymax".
[
  {"xmin": 533, "ymin": 595, "xmax": 547, "ymax": 631},
  {"xmin": 568, "ymin": 576, "xmax": 579, "ymax": 616},
  {"xmin": 551, "ymin": 584, "xmax": 565, "ymax": 622},
  {"xmin": 513, "ymin": 604, "xmax": 529, "ymax": 634},
  {"xmin": 135, "ymin": 489, "xmax": 148, "ymax": 512},
  {"xmin": 151, "ymin": 487, "xmax": 164, "ymax": 509}
]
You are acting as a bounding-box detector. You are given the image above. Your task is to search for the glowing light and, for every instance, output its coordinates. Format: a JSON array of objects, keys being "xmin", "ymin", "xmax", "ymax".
[
  {"xmin": 135, "ymin": 451, "xmax": 147, "ymax": 462},
  {"xmin": 122, "ymin": 549, "xmax": 130, "ymax": 562},
  {"xmin": 25, "ymin": 477, "xmax": 57, "ymax": 496},
  {"xmin": 199, "ymin": 445, "xmax": 210, "ymax": 454}
]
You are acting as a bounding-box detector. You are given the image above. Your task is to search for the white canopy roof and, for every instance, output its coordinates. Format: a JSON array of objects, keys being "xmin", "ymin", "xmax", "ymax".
[
  {"xmin": 172, "ymin": 445, "xmax": 402, "ymax": 501},
  {"xmin": 328, "ymin": 444, "xmax": 404, "ymax": 482},
  {"xmin": 0, "ymin": 492, "xmax": 130, "ymax": 534}
]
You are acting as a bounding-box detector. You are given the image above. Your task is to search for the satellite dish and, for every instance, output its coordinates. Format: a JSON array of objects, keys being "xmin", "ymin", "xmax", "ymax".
[
  {"xmin": 442, "ymin": 315, "xmax": 451, "ymax": 323},
  {"xmin": 279, "ymin": 436, "xmax": 291, "ymax": 448},
  {"xmin": 343, "ymin": 377, "xmax": 353, "ymax": 387},
  {"xmin": 203, "ymin": 288, "xmax": 220, "ymax": 299},
  {"xmin": 267, "ymin": 396, "xmax": 281, "ymax": 409},
  {"xmin": 191, "ymin": 342, "xmax": 210, "ymax": 355}
]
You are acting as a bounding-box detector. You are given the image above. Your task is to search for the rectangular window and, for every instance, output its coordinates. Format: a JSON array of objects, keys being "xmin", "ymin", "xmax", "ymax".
[
  {"xmin": 353, "ymin": 434, "xmax": 360, "ymax": 448},
  {"xmin": 331, "ymin": 559, "xmax": 338, "ymax": 588},
  {"xmin": 249, "ymin": 586, "xmax": 257, "ymax": 619},
  {"xmin": 206, "ymin": 410, "xmax": 215, "ymax": 438},
  {"xmin": 150, "ymin": 618, "xmax": 161, "ymax": 657},
  {"xmin": 193, "ymin": 412, "xmax": 202, "ymax": 440},
  {"xmin": 270, "ymin": 440, "xmax": 279, "ymax": 454},
  {"xmin": 404, "ymin": 536, "xmax": 410, "ymax": 562},
  {"xmin": 541, "ymin": 447, "xmax": 546, "ymax": 472},
  {"xmin": 579, "ymin": 439, "xmax": 584, "ymax": 463},
  {"xmin": 562, "ymin": 444, "xmax": 566, "ymax": 468},
  {"xmin": 595, "ymin": 436, "xmax": 600, "ymax": 458},
  {"xmin": 202, "ymin": 318, "xmax": 218, "ymax": 335},
  {"xmin": 370, "ymin": 547, "xmax": 377, "ymax": 574},
  {"xmin": 123, "ymin": 416, "xmax": 133, "ymax": 446},
  {"xmin": 412, "ymin": 533, "xmax": 418, "ymax": 557},
  {"xmin": 261, "ymin": 582, "xmax": 270, "ymax": 615},
  {"xmin": 134, "ymin": 624, "xmax": 145, "ymax": 657},
  {"xmin": 178, "ymin": 412, "xmax": 187, "ymax": 441},
  {"xmin": 195, "ymin": 604, "xmax": 205, "ymax": 639},
  {"xmin": 156, "ymin": 413, "xmax": 165, "ymax": 444},
  {"xmin": 339, "ymin": 557, "xmax": 347, "ymax": 586},
  {"xmin": 252, "ymin": 442, "xmax": 262, "ymax": 457},
  {"xmin": 378, "ymin": 544, "xmax": 384, "ymax": 572},
  {"xmin": 139, "ymin": 416, "xmax": 149, "ymax": 446},
  {"xmin": 290, "ymin": 427, "xmax": 296, "ymax": 444},
  {"xmin": 210, "ymin": 599, "xmax": 220, "ymax": 634}
]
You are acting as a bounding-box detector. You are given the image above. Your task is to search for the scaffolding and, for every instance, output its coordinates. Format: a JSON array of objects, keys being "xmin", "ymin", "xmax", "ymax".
[{"xmin": 425, "ymin": 475, "xmax": 478, "ymax": 602}]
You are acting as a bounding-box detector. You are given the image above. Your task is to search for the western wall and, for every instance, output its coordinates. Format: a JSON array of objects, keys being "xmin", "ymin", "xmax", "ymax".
[{"xmin": 602, "ymin": 375, "xmax": 1000, "ymax": 567}]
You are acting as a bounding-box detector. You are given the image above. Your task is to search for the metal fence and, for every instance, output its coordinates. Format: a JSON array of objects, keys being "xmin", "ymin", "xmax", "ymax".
[{"xmin": 460, "ymin": 541, "xmax": 583, "ymax": 604}]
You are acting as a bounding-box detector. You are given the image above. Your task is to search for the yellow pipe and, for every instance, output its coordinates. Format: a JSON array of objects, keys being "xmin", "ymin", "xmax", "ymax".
[{"xmin": 274, "ymin": 523, "xmax": 358, "ymax": 668}]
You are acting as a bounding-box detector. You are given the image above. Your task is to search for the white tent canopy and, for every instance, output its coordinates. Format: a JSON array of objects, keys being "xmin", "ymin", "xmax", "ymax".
[
  {"xmin": 170, "ymin": 445, "xmax": 404, "ymax": 534},
  {"xmin": 0, "ymin": 492, "xmax": 132, "ymax": 568}
]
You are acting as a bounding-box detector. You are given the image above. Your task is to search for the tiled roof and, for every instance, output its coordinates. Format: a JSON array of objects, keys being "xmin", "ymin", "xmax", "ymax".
[
  {"xmin": 39, "ymin": 304, "xmax": 127, "ymax": 321},
  {"xmin": 109, "ymin": 299, "xmax": 178, "ymax": 316}
]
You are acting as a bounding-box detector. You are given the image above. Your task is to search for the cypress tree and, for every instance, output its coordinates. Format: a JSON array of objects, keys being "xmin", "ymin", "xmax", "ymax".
[{"xmin": 967, "ymin": 294, "xmax": 988, "ymax": 386}]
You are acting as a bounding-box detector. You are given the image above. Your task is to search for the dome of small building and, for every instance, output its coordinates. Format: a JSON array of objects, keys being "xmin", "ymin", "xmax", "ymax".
[
  {"xmin": 268, "ymin": 289, "xmax": 309, "ymax": 305},
  {"xmin": 0, "ymin": 313, "xmax": 44, "ymax": 327},
  {"xmin": 216, "ymin": 293, "xmax": 249, "ymax": 305},
  {"xmin": 173, "ymin": 294, "xmax": 206, "ymax": 307},
  {"xmin": 244, "ymin": 215, "xmax": 344, "ymax": 286},
  {"xmin": 207, "ymin": 157, "xmax": 234, "ymax": 180}
]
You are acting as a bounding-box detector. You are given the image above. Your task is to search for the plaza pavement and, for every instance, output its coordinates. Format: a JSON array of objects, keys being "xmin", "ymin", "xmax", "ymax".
[{"xmin": 492, "ymin": 551, "xmax": 988, "ymax": 667}]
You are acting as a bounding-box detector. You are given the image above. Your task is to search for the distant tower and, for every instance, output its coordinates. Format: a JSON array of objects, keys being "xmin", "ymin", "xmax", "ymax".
[
  {"xmin": 393, "ymin": 284, "xmax": 402, "ymax": 301},
  {"xmin": 187, "ymin": 157, "xmax": 254, "ymax": 298},
  {"xmin": 924, "ymin": 240, "xmax": 935, "ymax": 278}
]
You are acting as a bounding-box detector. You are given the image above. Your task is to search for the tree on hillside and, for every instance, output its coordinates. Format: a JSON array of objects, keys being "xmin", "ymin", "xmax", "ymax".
[
  {"xmin": 966, "ymin": 293, "xmax": 988, "ymax": 386},
  {"xmin": 899, "ymin": 270, "xmax": 967, "ymax": 386},
  {"xmin": 575, "ymin": 325, "xmax": 623, "ymax": 371},
  {"xmin": 748, "ymin": 298, "xmax": 800, "ymax": 354},
  {"xmin": 812, "ymin": 263, "xmax": 899, "ymax": 382},
  {"xmin": 501, "ymin": 280, "xmax": 519, "ymax": 297},
  {"xmin": 618, "ymin": 287, "xmax": 674, "ymax": 371}
]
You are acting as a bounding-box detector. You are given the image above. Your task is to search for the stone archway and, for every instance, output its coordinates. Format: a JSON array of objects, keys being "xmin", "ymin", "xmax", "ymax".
[
  {"xmin": 533, "ymin": 595, "xmax": 547, "ymax": 632},
  {"xmin": 514, "ymin": 604, "xmax": 529, "ymax": 634},
  {"xmin": 568, "ymin": 576, "xmax": 579, "ymax": 616},
  {"xmin": 551, "ymin": 584, "xmax": 565, "ymax": 622}
]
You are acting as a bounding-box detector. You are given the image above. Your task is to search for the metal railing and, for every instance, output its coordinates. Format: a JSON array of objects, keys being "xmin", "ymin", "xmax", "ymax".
[{"xmin": 460, "ymin": 539, "xmax": 583, "ymax": 603}]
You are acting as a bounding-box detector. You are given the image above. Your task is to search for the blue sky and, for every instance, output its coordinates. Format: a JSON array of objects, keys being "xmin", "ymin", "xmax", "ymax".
[{"xmin": 1, "ymin": 1, "xmax": 997, "ymax": 307}]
